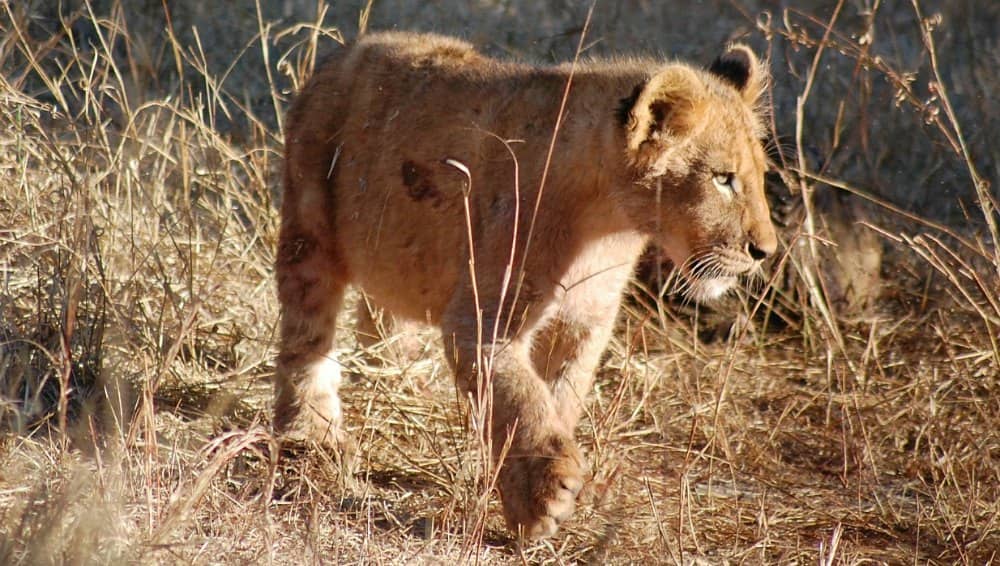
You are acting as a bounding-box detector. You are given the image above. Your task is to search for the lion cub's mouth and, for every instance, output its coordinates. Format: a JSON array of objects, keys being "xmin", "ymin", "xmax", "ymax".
[
  {"xmin": 684, "ymin": 275, "xmax": 739, "ymax": 302},
  {"xmin": 673, "ymin": 247, "xmax": 758, "ymax": 302}
]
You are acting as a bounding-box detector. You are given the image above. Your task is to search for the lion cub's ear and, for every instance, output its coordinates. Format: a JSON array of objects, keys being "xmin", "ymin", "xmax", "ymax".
[
  {"xmin": 708, "ymin": 43, "xmax": 767, "ymax": 105},
  {"xmin": 621, "ymin": 66, "xmax": 708, "ymax": 153}
]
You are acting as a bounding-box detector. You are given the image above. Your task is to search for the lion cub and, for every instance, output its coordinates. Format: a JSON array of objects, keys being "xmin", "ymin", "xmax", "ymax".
[{"xmin": 276, "ymin": 31, "xmax": 776, "ymax": 538}]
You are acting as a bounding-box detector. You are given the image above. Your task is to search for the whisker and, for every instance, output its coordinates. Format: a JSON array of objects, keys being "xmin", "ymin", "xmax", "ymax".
[{"xmin": 669, "ymin": 247, "xmax": 726, "ymax": 300}]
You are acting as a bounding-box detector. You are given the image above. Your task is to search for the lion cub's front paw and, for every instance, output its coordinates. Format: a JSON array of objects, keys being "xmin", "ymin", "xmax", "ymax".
[{"xmin": 498, "ymin": 434, "xmax": 586, "ymax": 538}]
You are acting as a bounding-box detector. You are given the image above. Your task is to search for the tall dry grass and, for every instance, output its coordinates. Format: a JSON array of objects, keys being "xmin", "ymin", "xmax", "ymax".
[{"xmin": 1, "ymin": 0, "xmax": 998, "ymax": 563}]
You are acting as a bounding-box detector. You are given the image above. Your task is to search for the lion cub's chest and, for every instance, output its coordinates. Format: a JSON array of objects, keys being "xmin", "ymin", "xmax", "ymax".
[{"xmin": 551, "ymin": 230, "xmax": 648, "ymax": 322}]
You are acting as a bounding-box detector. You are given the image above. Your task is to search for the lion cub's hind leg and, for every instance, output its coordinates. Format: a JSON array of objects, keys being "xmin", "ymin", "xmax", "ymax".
[{"xmin": 274, "ymin": 236, "xmax": 350, "ymax": 453}]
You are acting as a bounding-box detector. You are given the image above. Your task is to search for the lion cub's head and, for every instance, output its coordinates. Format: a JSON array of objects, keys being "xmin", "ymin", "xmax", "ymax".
[{"xmin": 618, "ymin": 45, "xmax": 777, "ymax": 302}]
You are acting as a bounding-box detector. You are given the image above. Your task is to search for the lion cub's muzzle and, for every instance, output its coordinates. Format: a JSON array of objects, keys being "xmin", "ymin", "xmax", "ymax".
[{"xmin": 676, "ymin": 240, "xmax": 774, "ymax": 302}]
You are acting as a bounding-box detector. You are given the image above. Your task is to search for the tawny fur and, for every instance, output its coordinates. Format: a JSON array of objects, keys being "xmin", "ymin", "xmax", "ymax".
[{"xmin": 275, "ymin": 31, "xmax": 777, "ymax": 538}]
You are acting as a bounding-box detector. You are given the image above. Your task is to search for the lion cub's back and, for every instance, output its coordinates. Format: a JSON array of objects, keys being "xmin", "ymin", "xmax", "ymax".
[{"xmin": 350, "ymin": 31, "xmax": 485, "ymax": 69}]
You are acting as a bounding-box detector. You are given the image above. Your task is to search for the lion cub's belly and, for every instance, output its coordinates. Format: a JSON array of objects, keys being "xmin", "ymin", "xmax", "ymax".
[{"xmin": 345, "ymin": 239, "xmax": 462, "ymax": 324}]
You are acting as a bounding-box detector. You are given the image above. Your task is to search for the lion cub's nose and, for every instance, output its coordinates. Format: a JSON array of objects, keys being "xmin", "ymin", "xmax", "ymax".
[{"xmin": 746, "ymin": 239, "xmax": 775, "ymax": 261}]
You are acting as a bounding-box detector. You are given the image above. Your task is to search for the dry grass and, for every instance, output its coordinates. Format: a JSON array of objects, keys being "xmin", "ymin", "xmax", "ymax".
[{"xmin": 2, "ymin": 1, "xmax": 998, "ymax": 563}]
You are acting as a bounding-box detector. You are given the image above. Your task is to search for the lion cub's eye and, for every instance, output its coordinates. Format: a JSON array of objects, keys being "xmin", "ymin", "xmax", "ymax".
[{"xmin": 712, "ymin": 172, "xmax": 738, "ymax": 198}]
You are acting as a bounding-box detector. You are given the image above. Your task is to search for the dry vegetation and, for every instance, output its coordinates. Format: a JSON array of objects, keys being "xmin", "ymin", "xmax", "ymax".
[{"xmin": 2, "ymin": 0, "xmax": 998, "ymax": 563}]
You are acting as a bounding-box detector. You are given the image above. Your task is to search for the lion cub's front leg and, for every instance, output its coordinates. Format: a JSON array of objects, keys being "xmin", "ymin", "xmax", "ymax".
[{"xmin": 443, "ymin": 326, "xmax": 586, "ymax": 538}]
